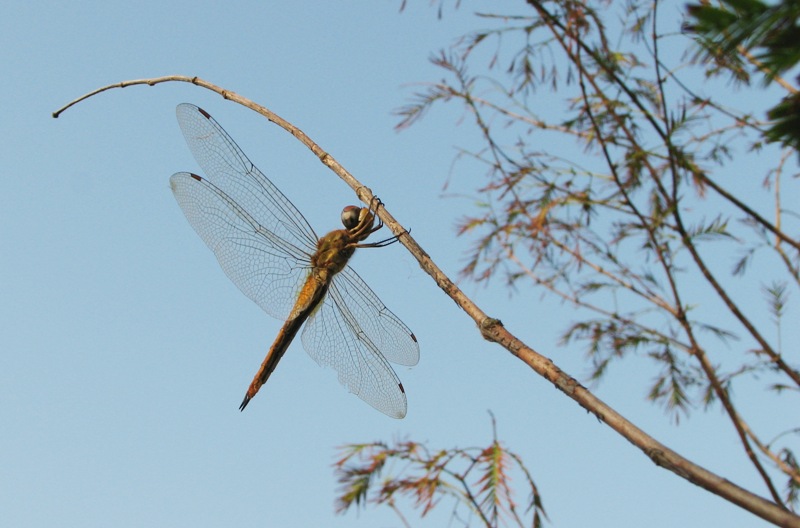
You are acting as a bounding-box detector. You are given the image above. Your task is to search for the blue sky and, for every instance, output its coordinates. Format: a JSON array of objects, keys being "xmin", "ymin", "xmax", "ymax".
[{"xmin": 1, "ymin": 1, "xmax": 793, "ymax": 527}]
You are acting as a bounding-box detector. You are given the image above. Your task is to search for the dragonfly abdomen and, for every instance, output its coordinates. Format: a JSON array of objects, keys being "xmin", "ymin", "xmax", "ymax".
[{"xmin": 239, "ymin": 275, "xmax": 331, "ymax": 411}]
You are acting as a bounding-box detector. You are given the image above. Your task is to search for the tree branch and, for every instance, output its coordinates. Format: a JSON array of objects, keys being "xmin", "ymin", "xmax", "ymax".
[{"xmin": 54, "ymin": 75, "xmax": 800, "ymax": 527}]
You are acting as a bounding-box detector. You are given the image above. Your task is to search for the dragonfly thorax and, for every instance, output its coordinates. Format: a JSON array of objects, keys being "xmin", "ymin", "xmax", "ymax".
[{"xmin": 313, "ymin": 230, "xmax": 356, "ymax": 277}]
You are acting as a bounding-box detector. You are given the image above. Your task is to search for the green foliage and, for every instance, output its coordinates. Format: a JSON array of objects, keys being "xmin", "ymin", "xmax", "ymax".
[
  {"xmin": 765, "ymin": 93, "xmax": 800, "ymax": 150},
  {"xmin": 687, "ymin": 0, "xmax": 800, "ymax": 79},
  {"xmin": 335, "ymin": 417, "xmax": 547, "ymax": 528},
  {"xmin": 686, "ymin": 0, "xmax": 800, "ymax": 150}
]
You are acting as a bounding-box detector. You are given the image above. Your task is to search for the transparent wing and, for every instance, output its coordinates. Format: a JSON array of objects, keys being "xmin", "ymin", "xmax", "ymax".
[
  {"xmin": 301, "ymin": 282, "xmax": 415, "ymax": 418},
  {"xmin": 172, "ymin": 103, "xmax": 319, "ymax": 320},
  {"xmin": 171, "ymin": 172, "xmax": 311, "ymax": 320},
  {"xmin": 335, "ymin": 267, "xmax": 419, "ymax": 366}
]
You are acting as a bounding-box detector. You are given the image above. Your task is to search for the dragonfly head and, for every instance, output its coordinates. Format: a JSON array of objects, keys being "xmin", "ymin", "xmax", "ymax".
[{"xmin": 341, "ymin": 205, "xmax": 374, "ymax": 232}]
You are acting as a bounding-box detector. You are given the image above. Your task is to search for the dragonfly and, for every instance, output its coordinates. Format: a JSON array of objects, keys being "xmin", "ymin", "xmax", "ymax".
[{"xmin": 169, "ymin": 104, "xmax": 419, "ymax": 419}]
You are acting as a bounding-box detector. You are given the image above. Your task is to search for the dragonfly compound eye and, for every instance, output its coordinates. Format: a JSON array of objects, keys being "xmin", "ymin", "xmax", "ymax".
[{"xmin": 340, "ymin": 205, "xmax": 361, "ymax": 230}]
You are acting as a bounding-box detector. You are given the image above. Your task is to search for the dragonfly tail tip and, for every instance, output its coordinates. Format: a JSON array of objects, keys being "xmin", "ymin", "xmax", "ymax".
[{"xmin": 239, "ymin": 394, "xmax": 251, "ymax": 412}]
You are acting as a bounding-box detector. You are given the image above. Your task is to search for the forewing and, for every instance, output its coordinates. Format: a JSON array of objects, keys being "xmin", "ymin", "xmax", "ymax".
[
  {"xmin": 175, "ymin": 103, "xmax": 318, "ymax": 256},
  {"xmin": 300, "ymin": 285, "xmax": 409, "ymax": 419},
  {"xmin": 173, "ymin": 103, "xmax": 322, "ymax": 320}
]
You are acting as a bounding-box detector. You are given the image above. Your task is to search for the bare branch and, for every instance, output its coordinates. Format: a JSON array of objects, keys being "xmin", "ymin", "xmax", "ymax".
[{"xmin": 54, "ymin": 75, "xmax": 800, "ymax": 526}]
